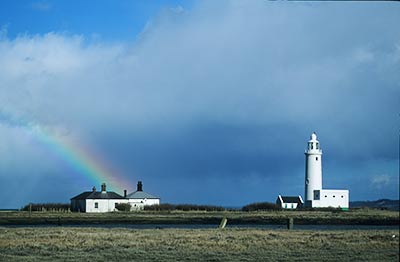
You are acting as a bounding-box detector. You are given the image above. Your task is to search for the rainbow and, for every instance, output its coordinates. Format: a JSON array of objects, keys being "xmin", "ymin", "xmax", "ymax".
[
  {"xmin": 31, "ymin": 126, "xmax": 133, "ymax": 194},
  {"xmin": 0, "ymin": 110, "xmax": 133, "ymax": 194}
]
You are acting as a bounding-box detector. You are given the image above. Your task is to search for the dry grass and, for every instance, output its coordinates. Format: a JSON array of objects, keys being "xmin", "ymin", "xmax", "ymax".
[{"xmin": 0, "ymin": 227, "xmax": 398, "ymax": 261}]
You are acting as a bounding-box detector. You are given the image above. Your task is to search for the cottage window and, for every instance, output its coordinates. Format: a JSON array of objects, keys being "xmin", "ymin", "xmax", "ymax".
[
  {"xmin": 95, "ymin": 202, "xmax": 98, "ymax": 208},
  {"xmin": 341, "ymin": 195, "xmax": 344, "ymax": 198}
]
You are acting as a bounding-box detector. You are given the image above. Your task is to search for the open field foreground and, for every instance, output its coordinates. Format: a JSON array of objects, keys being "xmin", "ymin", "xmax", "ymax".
[
  {"xmin": 0, "ymin": 209, "xmax": 399, "ymax": 225},
  {"xmin": 0, "ymin": 227, "xmax": 399, "ymax": 262}
]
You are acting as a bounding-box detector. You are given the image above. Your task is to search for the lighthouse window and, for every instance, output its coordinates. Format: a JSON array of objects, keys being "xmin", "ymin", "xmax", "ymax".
[
  {"xmin": 313, "ymin": 190, "xmax": 320, "ymax": 200},
  {"xmin": 341, "ymin": 196, "xmax": 344, "ymax": 198},
  {"xmin": 316, "ymin": 143, "xmax": 319, "ymax": 149},
  {"xmin": 316, "ymin": 157, "xmax": 318, "ymax": 161},
  {"xmin": 333, "ymin": 195, "xmax": 336, "ymax": 198},
  {"xmin": 311, "ymin": 143, "xmax": 314, "ymax": 150}
]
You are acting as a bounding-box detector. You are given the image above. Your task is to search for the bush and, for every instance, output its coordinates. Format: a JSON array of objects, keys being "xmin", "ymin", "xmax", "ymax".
[
  {"xmin": 115, "ymin": 203, "xmax": 132, "ymax": 212},
  {"xmin": 242, "ymin": 202, "xmax": 281, "ymax": 212},
  {"xmin": 21, "ymin": 203, "xmax": 71, "ymax": 212},
  {"xmin": 299, "ymin": 207, "xmax": 344, "ymax": 212},
  {"xmin": 144, "ymin": 204, "xmax": 175, "ymax": 211},
  {"xmin": 144, "ymin": 203, "xmax": 226, "ymax": 211}
]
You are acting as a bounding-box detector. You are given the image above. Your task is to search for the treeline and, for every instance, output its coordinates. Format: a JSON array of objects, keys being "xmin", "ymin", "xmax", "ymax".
[
  {"xmin": 19, "ymin": 202, "xmax": 347, "ymax": 212},
  {"xmin": 144, "ymin": 202, "xmax": 286, "ymax": 212},
  {"xmin": 242, "ymin": 202, "xmax": 281, "ymax": 211},
  {"xmin": 144, "ymin": 203, "xmax": 226, "ymax": 211},
  {"xmin": 241, "ymin": 202, "xmax": 346, "ymax": 212},
  {"xmin": 21, "ymin": 203, "xmax": 71, "ymax": 212}
]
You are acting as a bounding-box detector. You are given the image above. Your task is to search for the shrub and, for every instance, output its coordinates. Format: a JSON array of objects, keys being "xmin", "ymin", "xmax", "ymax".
[
  {"xmin": 242, "ymin": 202, "xmax": 281, "ymax": 212},
  {"xmin": 21, "ymin": 203, "xmax": 71, "ymax": 212},
  {"xmin": 144, "ymin": 203, "xmax": 225, "ymax": 211},
  {"xmin": 144, "ymin": 204, "xmax": 175, "ymax": 211},
  {"xmin": 299, "ymin": 207, "xmax": 343, "ymax": 212},
  {"xmin": 115, "ymin": 203, "xmax": 132, "ymax": 212},
  {"xmin": 175, "ymin": 204, "xmax": 225, "ymax": 211}
]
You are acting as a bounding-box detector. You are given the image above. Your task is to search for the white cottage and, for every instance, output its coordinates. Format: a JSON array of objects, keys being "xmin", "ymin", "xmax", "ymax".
[
  {"xmin": 126, "ymin": 181, "xmax": 160, "ymax": 210},
  {"xmin": 71, "ymin": 183, "xmax": 128, "ymax": 213},
  {"xmin": 276, "ymin": 195, "xmax": 304, "ymax": 209}
]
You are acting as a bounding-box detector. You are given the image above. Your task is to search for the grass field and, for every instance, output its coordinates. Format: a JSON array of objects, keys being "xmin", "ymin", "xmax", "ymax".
[
  {"xmin": 0, "ymin": 209, "xmax": 399, "ymax": 225},
  {"xmin": 0, "ymin": 227, "xmax": 398, "ymax": 261}
]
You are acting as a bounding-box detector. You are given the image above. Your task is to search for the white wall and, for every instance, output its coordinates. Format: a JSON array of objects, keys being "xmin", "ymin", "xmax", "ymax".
[
  {"xmin": 128, "ymin": 198, "xmax": 160, "ymax": 206},
  {"xmin": 311, "ymin": 189, "xmax": 349, "ymax": 209},
  {"xmin": 85, "ymin": 199, "xmax": 129, "ymax": 213},
  {"xmin": 127, "ymin": 198, "xmax": 160, "ymax": 211},
  {"xmin": 280, "ymin": 202, "xmax": 299, "ymax": 209}
]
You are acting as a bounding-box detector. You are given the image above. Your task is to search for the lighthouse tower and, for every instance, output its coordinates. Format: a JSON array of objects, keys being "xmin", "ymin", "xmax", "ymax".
[{"xmin": 305, "ymin": 132, "xmax": 322, "ymax": 207}]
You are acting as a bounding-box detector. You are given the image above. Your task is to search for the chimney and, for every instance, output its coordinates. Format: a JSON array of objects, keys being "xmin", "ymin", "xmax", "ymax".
[
  {"xmin": 92, "ymin": 186, "xmax": 96, "ymax": 192},
  {"xmin": 101, "ymin": 183, "xmax": 106, "ymax": 193},
  {"xmin": 137, "ymin": 181, "xmax": 143, "ymax": 192},
  {"xmin": 124, "ymin": 190, "xmax": 127, "ymax": 198}
]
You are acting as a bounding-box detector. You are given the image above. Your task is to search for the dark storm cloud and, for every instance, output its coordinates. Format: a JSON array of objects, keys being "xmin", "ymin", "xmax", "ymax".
[{"xmin": 0, "ymin": 1, "xmax": 399, "ymax": 207}]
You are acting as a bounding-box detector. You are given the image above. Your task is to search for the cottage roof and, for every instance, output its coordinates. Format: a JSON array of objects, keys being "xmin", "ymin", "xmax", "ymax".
[
  {"xmin": 126, "ymin": 190, "xmax": 159, "ymax": 199},
  {"xmin": 278, "ymin": 195, "xmax": 303, "ymax": 204},
  {"xmin": 71, "ymin": 191, "xmax": 125, "ymax": 200}
]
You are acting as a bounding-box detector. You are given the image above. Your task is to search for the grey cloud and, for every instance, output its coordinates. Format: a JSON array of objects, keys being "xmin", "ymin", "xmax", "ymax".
[{"xmin": 0, "ymin": 1, "xmax": 399, "ymax": 207}]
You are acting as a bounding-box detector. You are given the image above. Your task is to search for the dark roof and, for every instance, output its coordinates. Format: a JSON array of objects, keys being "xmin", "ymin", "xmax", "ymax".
[
  {"xmin": 278, "ymin": 196, "xmax": 303, "ymax": 204},
  {"xmin": 126, "ymin": 191, "xmax": 159, "ymax": 199},
  {"xmin": 71, "ymin": 191, "xmax": 125, "ymax": 200}
]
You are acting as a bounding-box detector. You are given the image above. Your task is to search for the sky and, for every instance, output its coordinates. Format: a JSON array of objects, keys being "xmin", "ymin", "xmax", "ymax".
[{"xmin": 0, "ymin": 0, "xmax": 399, "ymax": 208}]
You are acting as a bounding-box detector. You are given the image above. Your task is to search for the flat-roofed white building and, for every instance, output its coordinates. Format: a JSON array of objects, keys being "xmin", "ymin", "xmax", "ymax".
[{"xmin": 311, "ymin": 189, "xmax": 349, "ymax": 208}]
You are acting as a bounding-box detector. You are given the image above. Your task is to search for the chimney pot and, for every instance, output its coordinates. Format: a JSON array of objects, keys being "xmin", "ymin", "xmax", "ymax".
[
  {"xmin": 137, "ymin": 181, "xmax": 143, "ymax": 192},
  {"xmin": 124, "ymin": 190, "xmax": 127, "ymax": 198},
  {"xmin": 101, "ymin": 183, "xmax": 106, "ymax": 192},
  {"xmin": 92, "ymin": 186, "xmax": 96, "ymax": 192}
]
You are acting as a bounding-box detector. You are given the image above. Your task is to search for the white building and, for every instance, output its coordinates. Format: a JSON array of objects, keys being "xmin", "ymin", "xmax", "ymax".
[
  {"xmin": 70, "ymin": 183, "xmax": 128, "ymax": 213},
  {"xmin": 276, "ymin": 195, "xmax": 304, "ymax": 209},
  {"xmin": 304, "ymin": 133, "xmax": 349, "ymax": 209},
  {"xmin": 126, "ymin": 181, "xmax": 160, "ymax": 210}
]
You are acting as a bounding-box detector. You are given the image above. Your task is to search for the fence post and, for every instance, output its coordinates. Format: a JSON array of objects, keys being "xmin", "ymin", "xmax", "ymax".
[
  {"xmin": 219, "ymin": 217, "xmax": 228, "ymax": 229},
  {"xmin": 287, "ymin": 218, "xmax": 294, "ymax": 230}
]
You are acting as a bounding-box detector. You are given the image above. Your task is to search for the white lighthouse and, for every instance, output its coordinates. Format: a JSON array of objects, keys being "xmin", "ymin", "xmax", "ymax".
[
  {"xmin": 304, "ymin": 132, "xmax": 349, "ymax": 209},
  {"xmin": 305, "ymin": 132, "xmax": 322, "ymax": 206}
]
